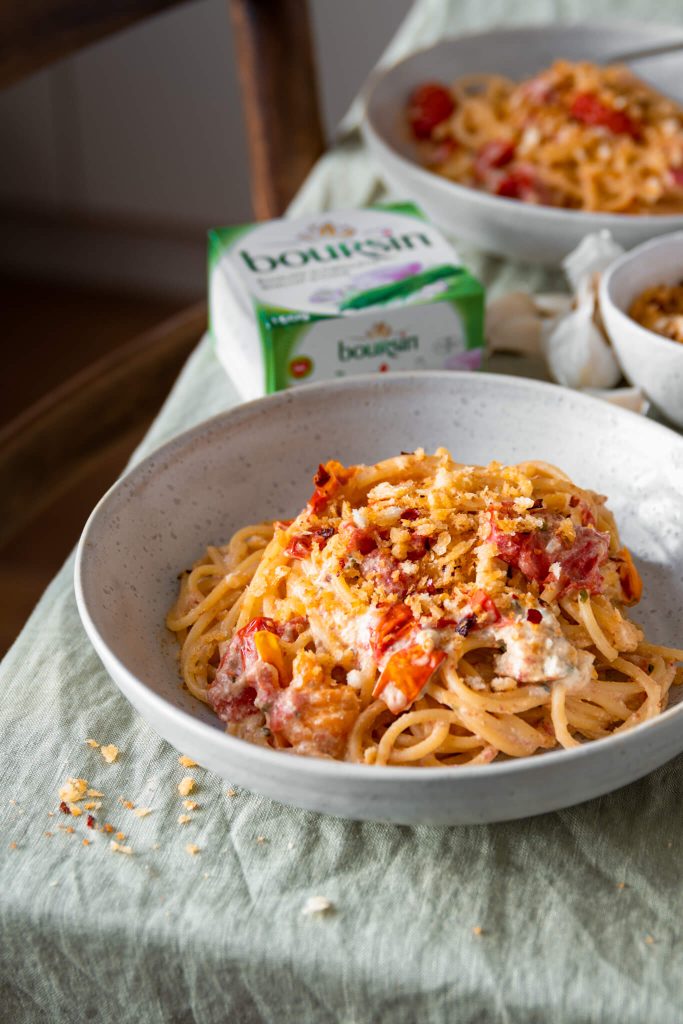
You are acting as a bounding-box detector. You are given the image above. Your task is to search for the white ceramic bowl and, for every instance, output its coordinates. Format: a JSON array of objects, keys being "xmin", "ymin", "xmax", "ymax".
[
  {"xmin": 362, "ymin": 24, "xmax": 683, "ymax": 265},
  {"xmin": 600, "ymin": 232, "xmax": 683, "ymax": 428},
  {"xmin": 75, "ymin": 373, "xmax": 683, "ymax": 825}
]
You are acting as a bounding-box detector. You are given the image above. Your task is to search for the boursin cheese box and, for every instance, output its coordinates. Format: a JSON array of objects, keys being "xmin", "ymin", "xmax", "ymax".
[{"xmin": 208, "ymin": 202, "xmax": 484, "ymax": 399}]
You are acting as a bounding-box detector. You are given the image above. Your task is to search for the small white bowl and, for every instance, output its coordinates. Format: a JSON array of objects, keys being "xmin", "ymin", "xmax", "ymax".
[
  {"xmin": 600, "ymin": 232, "xmax": 683, "ymax": 428},
  {"xmin": 74, "ymin": 373, "xmax": 683, "ymax": 825},
  {"xmin": 362, "ymin": 24, "xmax": 683, "ymax": 265}
]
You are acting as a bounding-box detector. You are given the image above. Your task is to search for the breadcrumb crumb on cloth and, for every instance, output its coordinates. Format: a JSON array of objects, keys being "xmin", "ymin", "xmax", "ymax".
[
  {"xmin": 178, "ymin": 777, "xmax": 195, "ymax": 797},
  {"xmin": 185, "ymin": 844, "xmax": 200, "ymax": 856},
  {"xmin": 178, "ymin": 755, "xmax": 198, "ymax": 768},
  {"xmin": 302, "ymin": 896, "xmax": 334, "ymax": 916},
  {"xmin": 59, "ymin": 778, "xmax": 88, "ymax": 803},
  {"xmin": 110, "ymin": 840, "xmax": 133, "ymax": 855},
  {"xmin": 101, "ymin": 745, "xmax": 119, "ymax": 764}
]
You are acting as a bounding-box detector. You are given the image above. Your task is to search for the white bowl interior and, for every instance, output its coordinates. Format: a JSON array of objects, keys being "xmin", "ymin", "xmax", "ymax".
[{"xmin": 78, "ymin": 373, "xmax": 683, "ymax": 733}]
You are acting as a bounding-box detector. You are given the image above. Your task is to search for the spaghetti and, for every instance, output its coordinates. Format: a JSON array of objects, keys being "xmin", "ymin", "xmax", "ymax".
[
  {"xmin": 167, "ymin": 450, "xmax": 682, "ymax": 765},
  {"xmin": 406, "ymin": 60, "xmax": 683, "ymax": 213}
]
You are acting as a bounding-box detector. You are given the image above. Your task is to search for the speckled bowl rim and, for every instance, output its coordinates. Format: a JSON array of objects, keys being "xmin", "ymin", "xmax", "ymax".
[
  {"xmin": 362, "ymin": 22, "xmax": 683, "ymax": 227},
  {"xmin": 74, "ymin": 371, "xmax": 683, "ymax": 782}
]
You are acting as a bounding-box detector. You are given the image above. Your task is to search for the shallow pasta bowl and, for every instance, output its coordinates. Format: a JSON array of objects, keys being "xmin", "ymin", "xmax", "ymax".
[
  {"xmin": 362, "ymin": 23, "xmax": 683, "ymax": 264},
  {"xmin": 75, "ymin": 373, "xmax": 683, "ymax": 825}
]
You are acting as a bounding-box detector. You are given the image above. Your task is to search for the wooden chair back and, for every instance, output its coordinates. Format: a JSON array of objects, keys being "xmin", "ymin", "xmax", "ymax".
[
  {"xmin": 0, "ymin": 0, "xmax": 325, "ymax": 219},
  {"xmin": 0, "ymin": 0, "xmax": 326, "ymax": 544}
]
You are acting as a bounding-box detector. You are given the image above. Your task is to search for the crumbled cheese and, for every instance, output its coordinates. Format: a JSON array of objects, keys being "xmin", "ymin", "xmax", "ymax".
[
  {"xmin": 302, "ymin": 896, "xmax": 334, "ymax": 916},
  {"xmin": 178, "ymin": 755, "xmax": 198, "ymax": 768},
  {"xmin": 110, "ymin": 840, "xmax": 133, "ymax": 855},
  {"xmin": 100, "ymin": 745, "xmax": 119, "ymax": 764},
  {"xmin": 185, "ymin": 843, "xmax": 201, "ymax": 856},
  {"xmin": 59, "ymin": 778, "xmax": 88, "ymax": 803},
  {"xmin": 178, "ymin": 777, "xmax": 195, "ymax": 797}
]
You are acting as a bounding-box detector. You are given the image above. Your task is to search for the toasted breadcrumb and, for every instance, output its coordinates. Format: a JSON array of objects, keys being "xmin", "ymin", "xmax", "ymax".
[
  {"xmin": 178, "ymin": 777, "xmax": 195, "ymax": 797},
  {"xmin": 616, "ymin": 882, "xmax": 626, "ymax": 890},
  {"xmin": 101, "ymin": 744, "xmax": 119, "ymax": 764},
  {"xmin": 110, "ymin": 840, "xmax": 133, "ymax": 855},
  {"xmin": 226, "ymin": 787, "xmax": 237, "ymax": 798},
  {"xmin": 120, "ymin": 799, "xmax": 135, "ymax": 809},
  {"xmin": 178, "ymin": 755, "xmax": 198, "ymax": 768},
  {"xmin": 59, "ymin": 778, "xmax": 88, "ymax": 803},
  {"xmin": 472, "ymin": 926, "xmax": 483, "ymax": 937},
  {"xmin": 87, "ymin": 789, "xmax": 104, "ymax": 797},
  {"xmin": 133, "ymin": 807, "xmax": 152, "ymax": 818},
  {"xmin": 256, "ymin": 835, "xmax": 267, "ymax": 845},
  {"xmin": 8, "ymin": 842, "xmax": 17, "ymax": 850},
  {"xmin": 82, "ymin": 839, "xmax": 91, "ymax": 847},
  {"xmin": 85, "ymin": 739, "xmax": 100, "ymax": 748},
  {"xmin": 645, "ymin": 935, "xmax": 655, "ymax": 945},
  {"xmin": 178, "ymin": 814, "xmax": 192, "ymax": 825},
  {"xmin": 302, "ymin": 896, "xmax": 333, "ymax": 916},
  {"xmin": 185, "ymin": 843, "xmax": 200, "ymax": 856},
  {"xmin": 182, "ymin": 800, "xmax": 198, "ymax": 810},
  {"xmin": 115, "ymin": 832, "xmax": 126, "ymax": 842},
  {"xmin": 68, "ymin": 805, "xmax": 83, "ymax": 817}
]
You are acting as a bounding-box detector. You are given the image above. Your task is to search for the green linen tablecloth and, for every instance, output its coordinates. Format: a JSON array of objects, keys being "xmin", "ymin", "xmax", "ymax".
[{"xmin": 3, "ymin": 2, "xmax": 683, "ymax": 1021}]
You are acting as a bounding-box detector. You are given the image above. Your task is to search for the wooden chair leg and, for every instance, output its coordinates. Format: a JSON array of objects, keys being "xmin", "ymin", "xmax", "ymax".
[{"xmin": 229, "ymin": 0, "xmax": 326, "ymax": 219}]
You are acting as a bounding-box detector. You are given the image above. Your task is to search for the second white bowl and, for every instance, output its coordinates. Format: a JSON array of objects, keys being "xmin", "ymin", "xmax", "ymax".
[{"xmin": 600, "ymin": 232, "xmax": 683, "ymax": 428}]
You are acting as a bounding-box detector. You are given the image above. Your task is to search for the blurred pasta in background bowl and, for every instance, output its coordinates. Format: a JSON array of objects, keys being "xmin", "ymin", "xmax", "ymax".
[{"xmin": 362, "ymin": 24, "xmax": 683, "ymax": 263}]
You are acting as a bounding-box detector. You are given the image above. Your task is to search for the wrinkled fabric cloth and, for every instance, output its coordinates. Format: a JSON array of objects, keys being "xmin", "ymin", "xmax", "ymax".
[{"xmin": 2, "ymin": 2, "xmax": 683, "ymax": 1022}]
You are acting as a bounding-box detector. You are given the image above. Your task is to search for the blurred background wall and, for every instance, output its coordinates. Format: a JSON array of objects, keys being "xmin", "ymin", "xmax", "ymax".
[{"xmin": 0, "ymin": 0, "xmax": 411, "ymax": 298}]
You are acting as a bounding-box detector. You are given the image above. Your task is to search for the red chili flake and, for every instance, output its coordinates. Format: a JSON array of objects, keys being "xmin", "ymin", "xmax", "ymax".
[
  {"xmin": 569, "ymin": 495, "xmax": 580, "ymax": 508},
  {"xmin": 570, "ymin": 92, "xmax": 641, "ymax": 137},
  {"xmin": 407, "ymin": 82, "xmax": 455, "ymax": 139},
  {"xmin": 87, "ymin": 814, "xmax": 96, "ymax": 829},
  {"xmin": 436, "ymin": 617, "xmax": 457, "ymax": 629},
  {"xmin": 672, "ymin": 167, "xmax": 683, "ymax": 187},
  {"xmin": 400, "ymin": 508, "xmax": 420, "ymax": 521},
  {"xmin": 527, "ymin": 608, "xmax": 543, "ymax": 624},
  {"xmin": 59, "ymin": 801, "xmax": 71, "ymax": 816},
  {"xmin": 313, "ymin": 464, "xmax": 331, "ymax": 488}
]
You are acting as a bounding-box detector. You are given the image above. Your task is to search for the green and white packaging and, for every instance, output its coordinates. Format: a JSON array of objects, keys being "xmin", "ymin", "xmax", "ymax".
[{"xmin": 208, "ymin": 202, "xmax": 484, "ymax": 399}]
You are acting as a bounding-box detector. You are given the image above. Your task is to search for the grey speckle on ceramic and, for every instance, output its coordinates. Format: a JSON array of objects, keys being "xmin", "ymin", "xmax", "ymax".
[
  {"xmin": 362, "ymin": 24, "xmax": 683, "ymax": 265},
  {"xmin": 75, "ymin": 372, "xmax": 683, "ymax": 825}
]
